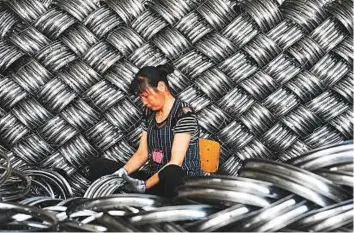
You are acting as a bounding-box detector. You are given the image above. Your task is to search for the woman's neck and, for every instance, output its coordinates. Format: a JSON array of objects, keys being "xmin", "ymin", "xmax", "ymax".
[{"xmin": 159, "ymin": 94, "xmax": 175, "ymax": 116}]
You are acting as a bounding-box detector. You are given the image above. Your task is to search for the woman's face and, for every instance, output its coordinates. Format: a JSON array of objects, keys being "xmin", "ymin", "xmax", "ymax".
[{"xmin": 139, "ymin": 87, "xmax": 165, "ymax": 111}]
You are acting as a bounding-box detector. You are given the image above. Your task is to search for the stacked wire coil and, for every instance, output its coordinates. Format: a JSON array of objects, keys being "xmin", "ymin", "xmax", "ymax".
[{"xmin": 0, "ymin": 141, "xmax": 353, "ymax": 231}]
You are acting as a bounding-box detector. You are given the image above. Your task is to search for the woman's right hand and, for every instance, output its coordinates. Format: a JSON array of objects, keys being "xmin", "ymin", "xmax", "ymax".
[{"xmin": 114, "ymin": 167, "xmax": 128, "ymax": 177}]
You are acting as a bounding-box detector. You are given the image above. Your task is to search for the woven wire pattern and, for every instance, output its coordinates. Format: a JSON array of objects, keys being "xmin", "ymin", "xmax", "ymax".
[{"xmin": 0, "ymin": 0, "xmax": 352, "ymax": 186}]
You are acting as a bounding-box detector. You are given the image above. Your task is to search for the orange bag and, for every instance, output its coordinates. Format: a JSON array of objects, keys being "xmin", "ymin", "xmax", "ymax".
[{"xmin": 199, "ymin": 138, "xmax": 220, "ymax": 173}]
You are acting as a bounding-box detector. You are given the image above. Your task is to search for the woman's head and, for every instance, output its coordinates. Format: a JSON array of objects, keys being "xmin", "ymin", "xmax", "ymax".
[{"xmin": 130, "ymin": 64, "xmax": 174, "ymax": 111}]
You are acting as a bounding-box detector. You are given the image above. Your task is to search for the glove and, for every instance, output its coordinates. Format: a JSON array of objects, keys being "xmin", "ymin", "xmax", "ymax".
[
  {"xmin": 113, "ymin": 167, "xmax": 128, "ymax": 177},
  {"xmin": 122, "ymin": 174, "xmax": 146, "ymax": 193}
]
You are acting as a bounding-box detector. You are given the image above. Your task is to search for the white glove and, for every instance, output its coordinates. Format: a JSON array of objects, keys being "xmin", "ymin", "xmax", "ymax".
[{"xmin": 114, "ymin": 167, "xmax": 128, "ymax": 177}]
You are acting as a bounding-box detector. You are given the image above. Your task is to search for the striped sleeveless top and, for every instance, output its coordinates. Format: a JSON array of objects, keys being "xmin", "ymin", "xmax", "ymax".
[{"xmin": 141, "ymin": 99, "xmax": 202, "ymax": 177}]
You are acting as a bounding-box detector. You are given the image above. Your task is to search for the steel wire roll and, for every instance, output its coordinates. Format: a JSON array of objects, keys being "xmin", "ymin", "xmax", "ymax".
[
  {"xmin": 23, "ymin": 168, "xmax": 74, "ymax": 199},
  {"xmin": 219, "ymin": 155, "xmax": 243, "ymax": 176},
  {"xmin": 66, "ymin": 171, "xmax": 91, "ymax": 197},
  {"xmin": 0, "ymin": 201, "xmax": 59, "ymax": 231},
  {"xmin": 205, "ymin": 195, "xmax": 313, "ymax": 232},
  {"xmin": 128, "ymin": 204, "xmax": 216, "ymax": 226},
  {"xmin": 0, "ymin": 0, "xmax": 353, "ymax": 230},
  {"xmin": 84, "ymin": 174, "xmax": 125, "ymax": 198},
  {"xmin": 290, "ymin": 199, "xmax": 354, "ymax": 231},
  {"xmin": 0, "ymin": 168, "xmax": 31, "ymax": 202},
  {"xmin": 289, "ymin": 140, "xmax": 354, "ymax": 169},
  {"xmin": 40, "ymin": 152, "xmax": 76, "ymax": 176},
  {"xmin": 0, "ymin": 146, "xmax": 11, "ymax": 185},
  {"xmin": 0, "ymin": 146, "xmax": 351, "ymax": 231}
]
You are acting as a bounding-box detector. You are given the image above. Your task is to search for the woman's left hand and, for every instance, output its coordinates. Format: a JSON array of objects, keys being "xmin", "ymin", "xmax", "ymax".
[{"xmin": 122, "ymin": 174, "xmax": 146, "ymax": 193}]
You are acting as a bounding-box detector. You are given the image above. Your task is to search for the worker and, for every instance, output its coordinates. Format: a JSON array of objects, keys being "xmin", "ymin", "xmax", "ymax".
[{"xmin": 86, "ymin": 64, "xmax": 202, "ymax": 198}]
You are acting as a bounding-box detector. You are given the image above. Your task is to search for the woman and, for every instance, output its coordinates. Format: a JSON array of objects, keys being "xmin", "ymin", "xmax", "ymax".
[{"xmin": 87, "ymin": 64, "xmax": 202, "ymax": 198}]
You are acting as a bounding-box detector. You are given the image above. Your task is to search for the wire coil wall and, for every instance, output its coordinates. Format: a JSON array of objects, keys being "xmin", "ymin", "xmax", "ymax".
[
  {"xmin": 0, "ymin": 1, "xmax": 353, "ymax": 230},
  {"xmin": 0, "ymin": 0, "xmax": 353, "ymax": 177}
]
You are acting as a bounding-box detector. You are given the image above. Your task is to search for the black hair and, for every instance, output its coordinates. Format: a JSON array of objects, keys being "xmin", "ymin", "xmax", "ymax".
[{"xmin": 130, "ymin": 63, "xmax": 174, "ymax": 95}]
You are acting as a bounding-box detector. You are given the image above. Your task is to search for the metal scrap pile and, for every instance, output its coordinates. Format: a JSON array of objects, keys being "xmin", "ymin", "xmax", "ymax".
[{"xmin": 0, "ymin": 0, "xmax": 353, "ymax": 231}]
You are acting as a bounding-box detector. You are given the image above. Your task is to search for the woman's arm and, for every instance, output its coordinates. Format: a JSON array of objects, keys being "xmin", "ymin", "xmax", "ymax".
[
  {"xmin": 145, "ymin": 132, "xmax": 192, "ymax": 189},
  {"xmin": 123, "ymin": 131, "xmax": 149, "ymax": 174}
]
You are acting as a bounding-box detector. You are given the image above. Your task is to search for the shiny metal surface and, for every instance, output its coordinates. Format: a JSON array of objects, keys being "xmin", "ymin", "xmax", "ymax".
[
  {"xmin": 0, "ymin": 148, "xmax": 11, "ymax": 185},
  {"xmin": 84, "ymin": 174, "xmax": 125, "ymax": 198},
  {"xmin": 289, "ymin": 140, "xmax": 353, "ymax": 167},
  {"xmin": 182, "ymin": 176, "xmax": 283, "ymax": 199},
  {"xmin": 129, "ymin": 205, "xmax": 215, "ymax": 225},
  {"xmin": 187, "ymin": 204, "xmax": 253, "ymax": 232},
  {"xmin": 291, "ymin": 199, "xmax": 354, "ymax": 232},
  {"xmin": 0, "ymin": 201, "xmax": 58, "ymax": 231},
  {"xmin": 66, "ymin": 194, "xmax": 170, "ymax": 216},
  {"xmin": 230, "ymin": 195, "xmax": 313, "ymax": 232},
  {"xmin": 176, "ymin": 187, "xmax": 273, "ymax": 207},
  {"xmin": 240, "ymin": 169, "xmax": 334, "ymax": 207},
  {"xmin": 315, "ymin": 170, "xmax": 354, "ymax": 187},
  {"xmin": 242, "ymin": 159, "xmax": 350, "ymax": 202},
  {"xmin": 24, "ymin": 169, "xmax": 74, "ymax": 199},
  {"xmin": 0, "ymin": 168, "xmax": 31, "ymax": 201},
  {"xmin": 292, "ymin": 199, "xmax": 353, "ymax": 229}
]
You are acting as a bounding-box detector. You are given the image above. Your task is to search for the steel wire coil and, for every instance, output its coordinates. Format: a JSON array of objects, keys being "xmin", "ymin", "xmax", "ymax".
[
  {"xmin": 217, "ymin": 120, "xmax": 254, "ymax": 150},
  {"xmin": 240, "ymin": 0, "xmax": 282, "ymax": 32},
  {"xmin": 9, "ymin": 26, "xmax": 51, "ymax": 55},
  {"xmin": 218, "ymin": 50, "xmax": 259, "ymax": 83},
  {"xmin": 267, "ymin": 19, "xmax": 304, "ymax": 50},
  {"xmin": 311, "ymin": 52, "xmax": 351, "ymax": 88},
  {"xmin": 290, "ymin": 199, "xmax": 354, "ymax": 231},
  {"xmin": 219, "ymin": 155, "xmax": 243, "ymax": 176},
  {"xmin": 83, "ymin": 5, "xmax": 123, "ymax": 39},
  {"xmin": 332, "ymin": 36, "xmax": 353, "ymax": 64},
  {"xmin": 12, "ymin": 133, "xmax": 53, "ymax": 165},
  {"xmin": 214, "ymin": 195, "xmax": 312, "ymax": 232},
  {"xmin": 178, "ymin": 85, "xmax": 211, "ymax": 112},
  {"xmin": 84, "ymin": 174, "xmax": 125, "ymax": 198},
  {"xmin": 222, "ymin": 13, "xmax": 259, "ymax": 48},
  {"xmin": 325, "ymin": 0, "xmax": 353, "ymax": 34},
  {"xmin": 175, "ymin": 11, "xmax": 214, "ymax": 44},
  {"xmin": 217, "ymin": 87, "xmax": 254, "ymax": 117},
  {"xmin": 280, "ymin": 0, "xmax": 328, "ymax": 33},
  {"xmin": 34, "ymin": 8, "xmax": 76, "ymax": 39},
  {"xmin": 240, "ymin": 71, "xmax": 279, "ymax": 101},
  {"xmin": 0, "ymin": 201, "xmax": 58, "ymax": 231},
  {"xmin": 24, "ymin": 169, "xmax": 74, "ymax": 199},
  {"xmin": 10, "ymin": 58, "xmax": 52, "ymax": 95},
  {"xmin": 0, "ymin": 8, "xmax": 25, "ymax": 40},
  {"xmin": 0, "ymin": 143, "xmax": 351, "ymax": 231},
  {"xmin": 102, "ymin": 139, "xmax": 135, "ymax": 164},
  {"xmin": 263, "ymin": 53, "xmax": 302, "ymax": 85},
  {"xmin": 35, "ymin": 41, "xmax": 77, "ymax": 72},
  {"xmin": 0, "ymin": 113, "xmax": 30, "ymax": 147},
  {"xmin": 0, "ymin": 168, "xmax": 31, "ymax": 201},
  {"xmin": 40, "ymin": 152, "xmax": 76, "ymax": 176},
  {"xmin": 0, "ymin": 76, "xmax": 28, "ymax": 109},
  {"xmin": 0, "ymin": 147, "xmax": 11, "ymax": 185}
]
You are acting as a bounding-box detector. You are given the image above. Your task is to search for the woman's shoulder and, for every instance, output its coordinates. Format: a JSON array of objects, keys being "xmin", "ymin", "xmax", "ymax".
[
  {"xmin": 176, "ymin": 99, "xmax": 194, "ymax": 111},
  {"xmin": 175, "ymin": 100, "xmax": 196, "ymax": 119}
]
